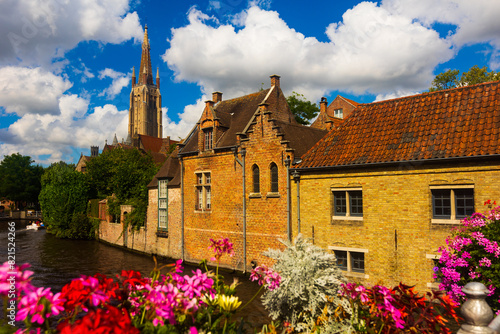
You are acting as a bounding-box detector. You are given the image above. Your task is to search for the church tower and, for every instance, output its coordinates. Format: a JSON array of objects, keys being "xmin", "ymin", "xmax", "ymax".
[{"xmin": 129, "ymin": 25, "xmax": 162, "ymax": 139}]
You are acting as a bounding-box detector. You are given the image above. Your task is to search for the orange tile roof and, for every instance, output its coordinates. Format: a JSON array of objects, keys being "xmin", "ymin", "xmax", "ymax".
[{"xmin": 296, "ymin": 81, "xmax": 500, "ymax": 169}]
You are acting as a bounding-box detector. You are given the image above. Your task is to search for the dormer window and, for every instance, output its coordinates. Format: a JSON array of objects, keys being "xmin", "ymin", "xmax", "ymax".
[
  {"xmin": 334, "ymin": 108, "xmax": 343, "ymax": 119},
  {"xmin": 204, "ymin": 129, "xmax": 213, "ymax": 151}
]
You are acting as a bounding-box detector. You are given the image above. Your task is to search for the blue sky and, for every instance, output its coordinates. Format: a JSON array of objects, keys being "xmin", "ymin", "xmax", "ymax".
[{"xmin": 1, "ymin": 0, "xmax": 499, "ymax": 166}]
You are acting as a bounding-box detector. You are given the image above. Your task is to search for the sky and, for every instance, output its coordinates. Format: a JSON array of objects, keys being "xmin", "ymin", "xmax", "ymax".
[{"xmin": 1, "ymin": 0, "xmax": 500, "ymax": 166}]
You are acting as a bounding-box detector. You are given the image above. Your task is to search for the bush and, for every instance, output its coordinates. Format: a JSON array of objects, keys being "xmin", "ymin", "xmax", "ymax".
[
  {"xmin": 435, "ymin": 201, "xmax": 500, "ymax": 312},
  {"xmin": 261, "ymin": 234, "xmax": 352, "ymax": 333}
]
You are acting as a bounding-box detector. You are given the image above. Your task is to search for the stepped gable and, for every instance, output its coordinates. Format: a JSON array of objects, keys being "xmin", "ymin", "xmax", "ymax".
[
  {"xmin": 270, "ymin": 120, "xmax": 328, "ymax": 158},
  {"xmin": 179, "ymin": 89, "xmax": 271, "ymax": 153},
  {"xmin": 298, "ymin": 80, "xmax": 500, "ymax": 169}
]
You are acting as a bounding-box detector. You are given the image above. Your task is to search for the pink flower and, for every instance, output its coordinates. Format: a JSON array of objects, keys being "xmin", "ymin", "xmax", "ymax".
[
  {"xmin": 209, "ymin": 238, "xmax": 234, "ymax": 261},
  {"xmin": 16, "ymin": 287, "xmax": 65, "ymax": 324},
  {"xmin": 250, "ymin": 265, "xmax": 281, "ymax": 291},
  {"xmin": 479, "ymin": 257, "xmax": 492, "ymax": 267}
]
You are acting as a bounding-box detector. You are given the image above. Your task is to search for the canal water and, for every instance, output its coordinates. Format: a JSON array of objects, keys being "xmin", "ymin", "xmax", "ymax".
[{"xmin": 0, "ymin": 220, "xmax": 271, "ymax": 331}]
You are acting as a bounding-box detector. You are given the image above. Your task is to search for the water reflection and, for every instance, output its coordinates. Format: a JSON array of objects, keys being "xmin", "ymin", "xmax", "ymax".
[{"xmin": 0, "ymin": 221, "xmax": 270, "ymax": 331}]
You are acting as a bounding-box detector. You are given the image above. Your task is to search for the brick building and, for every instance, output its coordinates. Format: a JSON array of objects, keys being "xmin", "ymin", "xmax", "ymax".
[
  {"xmin": 290, "ymin": 80, "xmax": 500, "ymax": 291},
  {"xmin": 145, "ymin": 75, "xmax": 327, "ymax": 271},
  {"xmin": 311, "ymin": 95, "xmax": 359, "ymax": 130}
]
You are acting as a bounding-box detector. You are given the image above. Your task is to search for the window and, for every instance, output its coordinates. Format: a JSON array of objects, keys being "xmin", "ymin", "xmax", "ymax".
[
  {"xmin": 431, "ymin": 186, "xmax": 474, "ymax": 223},
  {"xmin": 270, "ymin": 163, "xmax": 279, "ymax": 193},
  {"xmin": 330, "ymin": 246, "xmax": 368, "ymax": 276},
  {"xmin": 196, "ymin": 172, "xmax": 212, "ymax": 211},
  {"xmin": 334, "ymin": 108, "xmax": 343, "ymax": 119},
  {"xmin": 426, "ymin": 254, "xmax": 441, "ymax": 289},
  {"xmin": 158, "ymin": 179, "xmax": 168, "ymax": 231},
  {"xmin": 332, "ymin": 188, "xmax": 363, "ymax": 220},
  {"xmin": 252, "ymin": 165, "xmax": 260, "ymax": 193},
  {"xmin": 204, "ymin": 129, "xmax": 213, "ymax": 151}
]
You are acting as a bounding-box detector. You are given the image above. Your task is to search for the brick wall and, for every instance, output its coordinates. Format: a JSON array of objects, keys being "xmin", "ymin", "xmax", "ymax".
[{"xmin": 291, "ymin": 161, "xmax": 500, "ymax": 291}]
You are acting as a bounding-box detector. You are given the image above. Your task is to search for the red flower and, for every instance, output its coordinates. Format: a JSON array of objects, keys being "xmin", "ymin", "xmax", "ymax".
[{"xmin": 58, "ymin": 305, "xmax": 139, "ymax": 334}]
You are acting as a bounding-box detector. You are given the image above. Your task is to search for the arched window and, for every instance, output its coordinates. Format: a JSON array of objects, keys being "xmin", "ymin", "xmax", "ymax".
[
  {"xmin": 270, "ymin": 163, "xmax": 279, "ymax": 193},
  {"xmin": 252, "ymin": 165, "xmax": 260, "ymax": 193}
]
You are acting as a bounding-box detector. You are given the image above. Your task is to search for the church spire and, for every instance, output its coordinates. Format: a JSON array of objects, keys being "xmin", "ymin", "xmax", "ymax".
[{"xmin": 138, "ymin": 25, "xmax": 153, "ymax": 85}]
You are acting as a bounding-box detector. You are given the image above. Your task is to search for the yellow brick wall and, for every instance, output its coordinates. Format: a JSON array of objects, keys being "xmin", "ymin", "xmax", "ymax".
[{"xmin": 291, "ymin": 161, "xmax": 500, "ymax": 291}]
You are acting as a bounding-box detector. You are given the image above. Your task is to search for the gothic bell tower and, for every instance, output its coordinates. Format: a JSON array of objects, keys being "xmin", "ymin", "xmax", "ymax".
[{"xmin": 129, "ymin": 25, "xmax": 162, "ymax": 140}]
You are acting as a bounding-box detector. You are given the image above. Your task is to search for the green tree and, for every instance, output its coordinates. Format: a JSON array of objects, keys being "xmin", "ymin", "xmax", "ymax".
[
  {"xmin": 0, "ymin": 153, "xmax": 44, "ymax": 210},
  {"xmin": 38, "ymin": 161, "xmax": 93, "ymax": 238},
  {"xmin": 429, "ymin": 65, "xmax": 500, "ymax": 91},
  {"xmin": 286, "ymin": 92, "xmax": 320, "ymax": 125},
  {"xmin": 85, "ymin": 148, "xmax": 159, "ymax": 229}
]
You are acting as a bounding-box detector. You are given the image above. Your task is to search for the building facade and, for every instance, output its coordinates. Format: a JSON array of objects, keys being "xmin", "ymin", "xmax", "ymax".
[
  {"xmin": 145, "ymin": 75, "xmax": 327, "ymax": 270},
  {"xmin": 290, "ymin": 80, "xmax": 500, "ymax": 292}
]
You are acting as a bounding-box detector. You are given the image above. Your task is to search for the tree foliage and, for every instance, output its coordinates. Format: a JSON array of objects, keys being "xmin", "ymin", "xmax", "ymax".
[
  {"xmin": 261, "ymin": 235, "xmax": 351, "ymax": 333},
  {"xmin": 286, "ymin": 92, "xmax": 320, "ymax": 125},
  {"xmin": 429, "ymin": 65, "xmax": 500, "ymax": 91},
  {"xmin": 85, "ymin": 148, "xmax": 159, "ymax": 229},
  {"xmin": 38, "ymin": 161, "xmax": 93, "ymax": 238},
  {"xmin": 0, "ymin": 153, "xmax": 44, "ymax": 209}
]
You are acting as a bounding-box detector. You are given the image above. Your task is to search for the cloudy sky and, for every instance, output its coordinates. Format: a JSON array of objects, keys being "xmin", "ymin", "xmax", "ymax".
[{"xmin": 1, "ymin": 0, "xmax": 499, "ymax": 166}]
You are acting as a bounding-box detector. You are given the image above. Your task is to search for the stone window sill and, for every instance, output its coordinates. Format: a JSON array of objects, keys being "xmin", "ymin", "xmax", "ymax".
[
  {"xmin": 331, "ymin": 216, "xmax": 363, "ymax": 222},
  {"xmin": 249, "ymin": 193, "xmax": 262, "ymax": 198},
  {"xmin": 431, "ymin": 219, "xmax": 461, "ymax": 225},
  {"xmin": 266, "ymin": 192, "xmax": 280, "ymax": 198},
  {"xmin": 343, "ymin": 271, "xmax": 369, "ymax": 279}
]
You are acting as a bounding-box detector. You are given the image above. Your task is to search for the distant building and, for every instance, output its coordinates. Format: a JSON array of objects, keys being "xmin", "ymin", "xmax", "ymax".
[
  {"xmin": 311, "ymin": 95, "xmax": 359, "ymax": 130},
  {"xmin": 75, "ymin": 146, "xmax": 99, "ymax": 172},
  {"xmin": 129, "ymin": 25, "xmax": 162, "ymax": 141}
]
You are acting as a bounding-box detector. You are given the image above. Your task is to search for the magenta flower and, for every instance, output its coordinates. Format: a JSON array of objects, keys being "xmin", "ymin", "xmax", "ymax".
[
  {"xmin": 250, "ymin": 265, "xmax": 281, "ymax": 291},
  {"xmin": 209, "ymin": 238, "xmax": 234, "ymax": 261},
  {"xmin": 16, "ymin": 287, "xmax": 64, "ymax": 324},
  {"xmin": 0, "ymin": 262, "xmax": 34, "ymax": 297}
]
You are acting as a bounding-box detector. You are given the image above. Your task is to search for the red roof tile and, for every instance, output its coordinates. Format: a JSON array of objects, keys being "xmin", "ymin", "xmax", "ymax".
[{"xmin": 297, "ymin": 81, "xmax": 500, "ymax": 169}]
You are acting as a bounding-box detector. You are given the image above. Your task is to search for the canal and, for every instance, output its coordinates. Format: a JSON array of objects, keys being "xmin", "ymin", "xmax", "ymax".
[{"xmin": 0, "ymin": 220, "xmax": 270, "ymax": 331}]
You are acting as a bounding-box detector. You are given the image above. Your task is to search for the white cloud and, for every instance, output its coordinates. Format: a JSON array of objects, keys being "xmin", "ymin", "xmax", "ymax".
[
  {"xmin": 0, "ymin": 0, "xmax": 143, "ymax": 66},
  {"xmin": 163, "ymin": 4, "xmax": 453, "ymax": 104},
  {"xmin": 162, "ymin": 98, "xmax": 207, "ymax": 140},
  {"xmin": 98, "ymin": 68, "xmax": 131, "ymax": 99},
  {"xmin": 0, "ymin": 99, "xmax": 129, "ymax": 165},
  {"xmin": 0, "ymin": 66, "xmax": 72, "ymax": 116}
]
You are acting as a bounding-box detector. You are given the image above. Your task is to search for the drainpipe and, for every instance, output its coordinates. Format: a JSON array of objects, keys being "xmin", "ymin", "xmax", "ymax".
[
  {"xmin": 180, "ymin": 157, "xmax": 185, "ymax": 261},
  {"xmin": 234, "ymin": 147, "xmax": 247, "ymax": 273},
  {"xmin": 292, "ymin": 171, "xmax": 301, "ymax": 234},
  {"xmin": 284, "ymin": 156, "xmax": 291, "ymax": 241}
]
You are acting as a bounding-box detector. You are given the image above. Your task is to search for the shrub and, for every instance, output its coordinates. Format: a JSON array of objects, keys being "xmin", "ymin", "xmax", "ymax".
[
  {"xmin": 435, "ymin": 202, "xmax": 500, "ymax": 312},
  {"xmin": 340, "ymin": 282, "xmax": 460, "ymax": 333},
  {"xmin": 260, "ymin": 234, "xmax": 352, "ymax": 333}
]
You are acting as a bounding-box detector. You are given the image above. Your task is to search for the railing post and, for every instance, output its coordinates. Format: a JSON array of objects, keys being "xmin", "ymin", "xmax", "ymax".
[{"xmin": 457, "ymin": 282, "xmax": 495, "ymax": 334}]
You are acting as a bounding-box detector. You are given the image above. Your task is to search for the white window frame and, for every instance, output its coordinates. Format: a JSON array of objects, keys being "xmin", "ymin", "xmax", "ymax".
[
  {"xmin": 195, "ymin": 172, "xmax": 212, "ymax": 211},
  {"xmin": 158, "ymin": 179, "xmax": 168, "ymax": 231},
  {"xmin": 430, "ymin": 185, "xmax": 474, "ymax": 224},
  {"xmin": 331, "ymin": 187, "xmax": 363, "ymax": 221},
  {"xmin": 329, "ymin": 246, "xmax": 369, "ymax": 279},
  {"xmin": 334, "ymin": 108, "xmax": 343, "ymax": 119}
]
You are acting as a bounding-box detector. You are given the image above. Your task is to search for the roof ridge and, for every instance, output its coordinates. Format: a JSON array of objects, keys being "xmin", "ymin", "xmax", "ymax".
[{"xmin": 367, "ymin": 79, "xmax": 500, "ymax": 106}]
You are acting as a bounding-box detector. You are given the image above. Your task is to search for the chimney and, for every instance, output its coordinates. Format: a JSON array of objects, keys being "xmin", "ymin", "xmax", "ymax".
[
  {"xmin": 320, "ymin": 97, "xmax": 327, "ymax": 114},
  {"xmin": 212, "ymin": 91, "xmax": 222, "ymax": 103},
  {"xmin": 270, "ymin": 74, "xmax": 280, "ymax": 88},
  {"xmin": 205, "ymin": 100, "xmax": 214, "ymax": 108}
]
